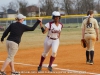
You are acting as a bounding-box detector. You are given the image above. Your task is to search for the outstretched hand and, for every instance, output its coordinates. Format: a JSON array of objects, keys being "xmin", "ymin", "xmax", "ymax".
[
  {"xmin": 38, "ymin": 18, "xmax": 42, "ymax": 22},
  {"xmin": 37, "ymin": 18, "xmax": 42, "ymax": 27}
]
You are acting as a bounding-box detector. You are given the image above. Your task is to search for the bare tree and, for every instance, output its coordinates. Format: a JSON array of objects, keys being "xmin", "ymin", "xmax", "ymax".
[
  {"xmin": 0, "ymin": 0, "xmax": 98, "ymax": 15},
  {"xmin": 8, "ymin": 2, "xmax": 18, "ymax": 11},
  {"xmin": 73, "ymin": 0, "xmax": 81, "ymax": 14},
  {"xmin": 95, "ymin": 0, "xmax": 100, "ymax": 13},
  {"xmin": 17, "ymin": 0, "xmax": 29, "ymax": 16},
  {"xmin": 39, "ymin": 0, "xmax": 55, "ymax": 16},
  {"xmin": 53, "ymin": 0, "xmax": 61, "ymax": 8},
  {"xmin": 79, "ymin": 0, "xmax": 95, "ymax": 14},
  {"xmin": 0, "ymin": 5, "xmax": 8, "ymax": 13},
  {"xmin": 61, "ymin": 0, "xmax": 73, "ymax": 15}
]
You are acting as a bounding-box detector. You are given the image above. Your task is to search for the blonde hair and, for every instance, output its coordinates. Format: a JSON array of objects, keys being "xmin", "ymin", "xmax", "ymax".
[{"xmin": 15, "ymin": 18, "xmax": 21, "ymax": 21}]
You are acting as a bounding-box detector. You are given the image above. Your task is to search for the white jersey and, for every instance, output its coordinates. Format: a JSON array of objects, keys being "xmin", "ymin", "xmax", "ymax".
[{"xmin": 45, "ymin": 21, "xmax": 63, "ymax": 38}]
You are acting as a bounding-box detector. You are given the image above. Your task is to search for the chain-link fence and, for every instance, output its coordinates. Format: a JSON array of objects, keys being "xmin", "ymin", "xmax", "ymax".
[{"xmin": 0, "ymin": 15, "xmax": 100, "ymax": 31}]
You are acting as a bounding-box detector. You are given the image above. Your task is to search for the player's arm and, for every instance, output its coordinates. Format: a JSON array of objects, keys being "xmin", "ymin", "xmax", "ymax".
[
  {"xmin": 1, "ymin": 25, "xmax": 11, "ymax": 42},
  {"xmin": 95, "ymin": 28, "xmax": 99, "ymax": 41},
  {"xmin": 58, "ymin": 32, "xmax": 61, "ymax": 38},
  {"xmin": 82, "ymin": 25, "xmax": 85, "ymax": 39},
  {"xmin": 94, "ymin": 19, "xmax": 99, "ymax": 41},
  {"xmin": 81, "ymin": 20, "xmax": 85, "ymax": 39},
  {"xmin": 24, "ymin": 19, "xmax": 41, "ymax": 31},
  {"xmin": 59, "ymin": 24, "xmax": 63, "ymax": 38},
  {"xmin": 40, "ymin": 22, "xmax": 48, "ymax": 34}
]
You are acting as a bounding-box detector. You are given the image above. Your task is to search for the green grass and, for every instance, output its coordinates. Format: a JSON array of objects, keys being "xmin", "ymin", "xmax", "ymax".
[
  {"xmin": 0, "ymin": 27, "xmax": 81, "ymax": 50},
  {"xmin": 0, "ymin": 25, "xmax": 100, "ymax": 51},
  {"xmin": 63, "ymin": 23, "xmax": 81, "ymax": 27}
]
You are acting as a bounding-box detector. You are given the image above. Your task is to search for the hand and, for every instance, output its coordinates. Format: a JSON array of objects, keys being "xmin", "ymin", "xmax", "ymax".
[
  {"xmin": 1, "ymin": 38, "xmax": 4, "ymax": 43},
  {"xmin": 38, "ymin": 18, "xmax": 42, "ymax": 22}
]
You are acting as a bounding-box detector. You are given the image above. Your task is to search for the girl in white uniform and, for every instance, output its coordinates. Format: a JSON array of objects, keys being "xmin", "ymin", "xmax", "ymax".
[{"xmin": 38, "ymin": 11, "xmax": 63, "ymax": 72}]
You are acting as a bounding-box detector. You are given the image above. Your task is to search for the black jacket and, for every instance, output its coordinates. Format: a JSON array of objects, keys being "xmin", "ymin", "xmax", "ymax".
[{"xmin": 1, "ymin": 20, "xmax": 40, "ymax": 44}]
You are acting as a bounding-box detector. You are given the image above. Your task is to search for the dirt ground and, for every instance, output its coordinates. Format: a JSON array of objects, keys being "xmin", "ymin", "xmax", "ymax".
[{"xmin": 0, "ymin": 42, "xmax": 100, "ymax": 75}]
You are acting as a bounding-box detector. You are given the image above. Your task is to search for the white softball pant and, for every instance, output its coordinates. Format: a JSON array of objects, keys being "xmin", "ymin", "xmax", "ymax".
[{"xmin": 42, "ymin": 37, "xmax": 59, "ymax": 57}]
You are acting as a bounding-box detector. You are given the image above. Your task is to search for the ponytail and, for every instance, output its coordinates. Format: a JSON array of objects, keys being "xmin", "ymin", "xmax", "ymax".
[
  {"xmin": 87, "ymin": 16, "xmax": 90, "ymax": 25},
  {"xmin": 86, "ymin": 10, "xmax": 93, "ymax": 25}
]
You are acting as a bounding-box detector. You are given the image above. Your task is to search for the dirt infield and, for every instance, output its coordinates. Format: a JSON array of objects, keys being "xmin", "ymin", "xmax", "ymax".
[{"xmin": 0, "ymin": 42, "xmax": 100, "ymax": 75}]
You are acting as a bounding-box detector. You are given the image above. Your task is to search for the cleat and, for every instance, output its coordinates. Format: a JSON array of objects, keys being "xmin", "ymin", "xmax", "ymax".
[
  {"xmin": 0, "ymin": 71, "xmax": 6, "ymax": 75},
  {"xmin": 37, "ymin": 66, "xmax": 42, "ymax": 72},
  {"xmin": 11, "ymin": 71, "xmax": 20, "ymax": 75},
  {"xmin": 89, "ymin": 60, "xmax": 93, "ymax": 65},
  {"xmin": 48, "ymin": 66, "xmax": 53, "ymax": 72},
  {"xmin": 86, "ymin": 60, "xmax": 90, "ymax": 64}
]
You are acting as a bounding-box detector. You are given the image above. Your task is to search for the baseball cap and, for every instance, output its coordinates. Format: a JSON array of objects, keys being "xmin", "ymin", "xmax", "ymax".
[
  {"xmin": 52, "ymin": 11, "xmax": 60, "ymax": 16},
  {"xmin": 17, "ymin": 14, "xmax": 26, "ymax": 19}
]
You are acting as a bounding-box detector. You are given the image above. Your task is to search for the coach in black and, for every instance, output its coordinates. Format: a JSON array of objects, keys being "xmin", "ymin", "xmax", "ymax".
[{"xmin": 0, "ymin": 14, "xmax": 41, "ymax": 75}]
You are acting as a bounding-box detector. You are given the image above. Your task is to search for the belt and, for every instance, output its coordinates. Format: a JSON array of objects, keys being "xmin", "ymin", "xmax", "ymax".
[
  {"xmin": 85, "ymin": 33, "xmax": 93, "ymax": 34},
  {"xmin": 47, "ymin": 36, "xmax": 58, "ymax": 40}
]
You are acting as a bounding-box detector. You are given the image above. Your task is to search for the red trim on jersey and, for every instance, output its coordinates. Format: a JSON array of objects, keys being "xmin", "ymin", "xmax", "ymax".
[
  {"xmin": 49, "ymin": 21, "xmax": 63, "ymax": 30},
  {"xmin": 49, "ymin": 21, "xmax": 54, "ymax": 30}
]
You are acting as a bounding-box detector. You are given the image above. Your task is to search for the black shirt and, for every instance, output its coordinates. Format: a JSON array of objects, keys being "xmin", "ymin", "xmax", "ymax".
[{"xmin": 1, "ymin": 20, "xmax": 40, "ymax": 44}]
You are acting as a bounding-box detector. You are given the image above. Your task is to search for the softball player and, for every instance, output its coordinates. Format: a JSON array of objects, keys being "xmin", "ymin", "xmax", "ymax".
[
  {"xmin": 81, "ymin": 10, "xmax": 99, "ymax": 65},
  {"xmin": 0, "ymin": 14, "xmax": 41, "ymax": 75},
  {"xmin": 38, "ymin": 11, "xmax": 63, "ymax": 72}
]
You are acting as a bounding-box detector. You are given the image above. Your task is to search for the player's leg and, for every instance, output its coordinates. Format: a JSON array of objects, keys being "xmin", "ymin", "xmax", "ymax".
[
  {"xmin": 1, "ymin": 41, "xmax": 18, "ymax": 74},
  {"xmin": 89, "ymin": 50, "xmax": 94, "ymax": 65},
  {"xmin": 38, "ymin": 37, "xmax": 52, "ymax": 71},
  {"xmin": 84, "ymin": 34, "xmax": 90, "ymax": 64},
  {"xmin": 8, "ymin": 41, "xmax": 18, "ymax": 73},
  {"xmin": 89, "ymin": 34, "xmax": 96, "ymax": 65},
  {"xmin": 9, "ymin": 61, "xmax": 15, "ymax": 72},
  {"xmin": 0, "ymin": 59, "xmax": 9, "ymax": 75},
  {"xmin": 86, "ymin": 41, "xmax": 90, "ymax": 64},
  {"xmin": 48, "ymin": 39, "xmax": 59, "ymax": 71},
  {"xmin": 0, "ymin": 40, "xmax": 10, "ymax": 75},
  {"xmin": 86, "ymin": 50, "xmax": 90, "ymax": 64}
]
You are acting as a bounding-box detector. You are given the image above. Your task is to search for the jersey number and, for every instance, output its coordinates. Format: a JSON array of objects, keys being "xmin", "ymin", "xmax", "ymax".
[{"xmin": 87, "ymin": 23, "xmax": 92, "ymax": 28}]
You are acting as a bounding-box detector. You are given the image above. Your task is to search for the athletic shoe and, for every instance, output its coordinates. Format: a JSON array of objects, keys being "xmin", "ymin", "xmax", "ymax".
[
  {"xmin": 89, "ymin": 60, "xmax": 93, "ymax": 65},
  {"xmin": 37, "ymin": 66, "xmax": 42, "ymax": 72},
  {"xmin": 86, "ymin": 60, "xmax": 90, "ymax": 64},
  {"xmin": 48, "ymin": 66, "xmax": 53, "ymax": 72},
  {"xmin": 0, "ymin": 71, "xmax": 6, "ymax": 75},
  {"xmin": 11, "ymin": 71, "xmax": 20, "ymax": 75}
]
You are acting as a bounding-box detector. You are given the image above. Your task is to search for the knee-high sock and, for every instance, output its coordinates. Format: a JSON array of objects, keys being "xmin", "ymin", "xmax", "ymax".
[
  {"xmin": 49, "ymin": 56, "xmax": 55, "ymax": 67},
  {"xmin": 86, "ymin": 51, "xmax": 89, "ymax": 61},
  {"xmin": 90, "ymin": 51, "xmax": 94, "ymax": 61},
  {"xmin": 39, "ymin": 56, "xmax": 45, "ymax": 67}
]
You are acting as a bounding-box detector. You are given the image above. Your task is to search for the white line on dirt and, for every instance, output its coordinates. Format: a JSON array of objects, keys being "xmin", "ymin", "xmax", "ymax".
[
  {"xmin": 0, "ymin": 61, "xmax": 38, "ymax": 66},
  {"xmin": 54, "ymin": 68, "xmax": 100, "ymax": 75},
  {"xmin": 0, "ymin": 61, "xmax": 100, "ymax": 75}
]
